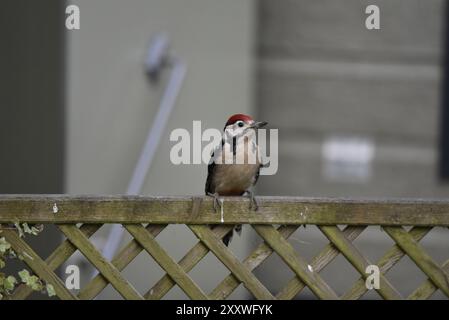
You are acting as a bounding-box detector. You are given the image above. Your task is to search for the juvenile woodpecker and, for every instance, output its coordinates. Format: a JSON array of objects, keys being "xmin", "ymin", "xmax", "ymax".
[{"xmin": 205, "ymin": 114, "xmax": 267, "ymax": 245}]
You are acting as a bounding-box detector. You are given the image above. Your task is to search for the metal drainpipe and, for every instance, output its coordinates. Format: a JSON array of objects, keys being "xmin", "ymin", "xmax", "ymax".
[{"xmin": 92, "ymin": 33, "xmax": 187, "ymax": 280}]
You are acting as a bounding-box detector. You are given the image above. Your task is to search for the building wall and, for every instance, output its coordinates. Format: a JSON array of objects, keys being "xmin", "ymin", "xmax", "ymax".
[
  {"xmin": 65, "ymin": 0, "xmax": 256, "ymax": 299},
  {"xmin": 257, "ymin": 0, "xmax": 446, "ymax": 198},
  {"xmin": 255, "ymin": 0, "xmax": 449, "ymax": 298}
]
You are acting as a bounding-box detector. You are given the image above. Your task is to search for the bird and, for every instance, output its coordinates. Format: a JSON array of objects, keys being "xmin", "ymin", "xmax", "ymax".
[{"xmin": 205, "ymin": 114, "xmax": 267, "ymax": 246}]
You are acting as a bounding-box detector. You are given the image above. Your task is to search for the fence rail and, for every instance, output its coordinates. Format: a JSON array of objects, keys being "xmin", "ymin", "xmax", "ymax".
[{"xmin": 1, "ymin": 195, "xmax": 448, "ymax": 300}]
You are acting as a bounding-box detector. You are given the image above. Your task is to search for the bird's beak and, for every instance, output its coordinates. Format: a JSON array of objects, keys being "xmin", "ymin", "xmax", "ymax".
[{"xmin": 251, "ymin": 121, "xmax": 268, "ymax": 129}]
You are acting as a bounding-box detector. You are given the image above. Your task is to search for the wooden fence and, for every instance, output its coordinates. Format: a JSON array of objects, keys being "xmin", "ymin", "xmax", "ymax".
[{"xmin": 0, "ymin": 195, "xmax": 449, "ymax": 300}]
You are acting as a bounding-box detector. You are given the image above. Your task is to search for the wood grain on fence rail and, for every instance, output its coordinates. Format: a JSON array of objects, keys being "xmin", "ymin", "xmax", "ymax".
[{"xmin": 1, "ymin": 195, "xmax": 449, "ymax": 225}]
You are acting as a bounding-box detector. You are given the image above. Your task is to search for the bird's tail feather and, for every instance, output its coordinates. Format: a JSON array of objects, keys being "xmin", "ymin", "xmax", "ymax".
[
  {"xmin": 211, "ymin": 225, "xmax": 242, "ymax": 246},
  {"xmin": 235, "ymin": 224, "xmax": 242, "ymax": 236},
  {"xmin": 222, "ymin": 229, "xmax": 233, "ymax": 246}
]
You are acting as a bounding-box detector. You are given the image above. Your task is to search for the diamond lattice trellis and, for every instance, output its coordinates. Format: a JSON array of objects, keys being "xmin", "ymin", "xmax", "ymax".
[{"xmin": 1, "ymin": 195, "xmax": 448, "ymax": 300}]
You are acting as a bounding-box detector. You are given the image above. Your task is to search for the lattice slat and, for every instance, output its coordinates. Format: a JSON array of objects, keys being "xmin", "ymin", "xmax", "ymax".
[
  {"xmin": 11, "ymin": 224, "xmax": 101, "ymax": 300},
  {"xmin": 277, "ymin": 225, "xmax": 365, "ymax": 299},
  {"xmin": 210, "ymin": 225, "xmax": 298, "ymax": 300},
  {"xmin": 58, "ymin": 224, "xmax": 143, "ymax": 300},
  {"xmin": 409, "ymin": 259, "xmax": 449, "ymax": 299},
  {"xmin": 253, "ymin": 225, "xmax": 339, "ymax": 300},
  {"xmin": 78, "ymin": 224, "xmax": 166, "ymax": 300},
  {"xmin": 2, "ymin": 229, "xmax": 78, "ymax": 300},
  {"xmin": 189, "ymin": 225, "xmax": 275, "ymax": 300},
  {"xmin": 145, "ymin": 225, "xmax": 233, "ymax": 300},
  {"xmin": 319, "ymin": 225, "xmax": 403, "ymax": 300},
  {"xmin": 384, "ymin": 226, "xmax": 449, "ymax": 297},
  {"xmin": 342, "ymin": 226, "xmax": 431, "ymax": 300},
  {"xmin": 125, "ymin": 224, "xmax": 209, "ymax": 300}
]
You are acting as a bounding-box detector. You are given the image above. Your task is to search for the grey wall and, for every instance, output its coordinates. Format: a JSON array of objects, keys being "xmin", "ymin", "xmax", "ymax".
[
  {"xmin": 65, "ymin": 0, "xmax": 256, "ymax": 299},
  {"xmin": 255, "ymin": 0, "xmax": 448, "ymax": 299},
  {"xmin": 257, "ymin": 0, "xmax": 446, "ymax": 198}
]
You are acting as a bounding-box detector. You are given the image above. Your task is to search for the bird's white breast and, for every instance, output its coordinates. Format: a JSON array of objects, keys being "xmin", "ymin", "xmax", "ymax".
[{"xmin": 210, "ymin": 137, "xmax": 262, "ymax": 195}]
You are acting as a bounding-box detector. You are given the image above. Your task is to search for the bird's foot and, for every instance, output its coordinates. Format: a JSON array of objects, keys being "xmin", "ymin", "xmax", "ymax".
[
  {"xmin": 207, "ymin": 192, "xmax": 222, "ymax": 213},
  {"xmin": 246, "ymin": 190, "xmax": 259, "ymax": 211}
]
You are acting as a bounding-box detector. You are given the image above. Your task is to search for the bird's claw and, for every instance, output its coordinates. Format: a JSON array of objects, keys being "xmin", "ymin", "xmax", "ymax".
[
  {"xmin": 251, "ymin": 197, "xmax": 259, "ymax": 211},
  {"xmin": 207, "ymin": 192, "xmax": 222, "ymax": 213},
  {"xmin": 246, "ymin": 190, "xmax": 259, "ymax": 211}
]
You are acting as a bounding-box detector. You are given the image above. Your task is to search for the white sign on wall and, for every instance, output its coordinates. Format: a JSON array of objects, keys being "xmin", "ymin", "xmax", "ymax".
[{"xmin": 322, "ymin": 136, "xmax": 375, "ymax": 183}]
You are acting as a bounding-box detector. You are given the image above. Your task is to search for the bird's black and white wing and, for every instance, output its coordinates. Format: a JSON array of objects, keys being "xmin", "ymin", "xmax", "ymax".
[{"xmin": 205, "ymin": 159, "xmax": 216, "ymax": 195}]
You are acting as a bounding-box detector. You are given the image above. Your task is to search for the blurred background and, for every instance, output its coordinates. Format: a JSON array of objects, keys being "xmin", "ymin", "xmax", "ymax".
[{"xmin": 1, "ymin": 0, "xmax": 448, "ymax": 299}]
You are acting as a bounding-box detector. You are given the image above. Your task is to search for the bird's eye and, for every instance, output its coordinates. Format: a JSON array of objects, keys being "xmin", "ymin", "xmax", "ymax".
[{"xmin": 237, "ymin": 121, "xmax": 244, "ymax": 127}]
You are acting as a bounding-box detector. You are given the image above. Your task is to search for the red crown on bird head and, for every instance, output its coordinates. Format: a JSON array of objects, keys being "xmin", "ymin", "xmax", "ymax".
[{"xmin": 225, "ymin": 114, "xmax": 254, "ymax": 126}]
